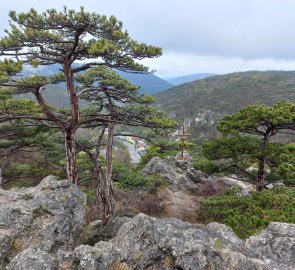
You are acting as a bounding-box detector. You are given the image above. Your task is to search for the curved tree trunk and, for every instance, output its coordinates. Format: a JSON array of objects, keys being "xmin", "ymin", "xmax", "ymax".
[
  {"xmin": 256, "ymin": 157, "xmax": 266, "ymax": 191},
  {"xmin": 0, "ymin": 167, "xmax": 3, "ymax": 189},
  {"xmin": 65, "ymin": 131, "xmax": 79, "ymax": 185},
  {"xmin": 102, "ymin": 121, "xmax": 115, "ymax": 224},
  {"xmin": 63, "ymin": 63, "xmax": 80, "ymax": 185}
]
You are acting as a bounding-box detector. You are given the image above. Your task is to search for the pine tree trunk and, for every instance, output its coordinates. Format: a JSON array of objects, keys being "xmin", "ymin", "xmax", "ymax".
[
  {"xmin": 256, "ymin": 157, "xmax": 266, "ymax": 191},
  {"xmin": 65, "ymin": 131, "xmax": 79, "ymax": 185},
  {"xmin": 0, "ymin": 167, "xmax": 3, "ymax": 189},
  {"xmin": 63, "ymin": 62, "xmax": 80, "ymax": 185},
  {"xmin": 91, "ymin": 157, "xmax": 104, "ymax": 217},
  {"xmin": 102, "ymin": 122, "xmax": 115, "ymax": 223}
]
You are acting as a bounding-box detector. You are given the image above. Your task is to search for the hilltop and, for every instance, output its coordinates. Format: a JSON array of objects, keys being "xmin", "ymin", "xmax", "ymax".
[
  {"xmin": 154, "ymin": 70, "xmax": 295, "ymax": 141},
  {"xmin": 165, "ymin": 73, "xmax": 217, "ymax": 85}
]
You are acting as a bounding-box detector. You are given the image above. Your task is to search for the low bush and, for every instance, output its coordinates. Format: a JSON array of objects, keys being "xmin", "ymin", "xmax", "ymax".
[
  {"xmin": 193, "ymin": 157, "xmax": 219, "ymax": 174},
  {"xmin": 196, "ymin": 187, "xmax": 295, "ymax": 238},
  {"xmin": 113, "ymin": 163, "xmax": 165, "ymax": 190},
  {"xmin": 135, "ymin": 191, "xmax": 165, "ymax": 216}
]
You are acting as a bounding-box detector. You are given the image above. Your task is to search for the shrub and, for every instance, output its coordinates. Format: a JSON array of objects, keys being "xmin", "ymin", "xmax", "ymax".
[
  {"xmin": 113, "ymin": 163, "xmax": 165, "ymax": 190},
  {"xmin": 135, "ymin": 191, "xmax": 165, "ymax": 216},
  {"xmin": 193, "ymin": 157, "xmax": 219, "ymax": 174},
  {"xmin": 196, "ymin": 187, "xmax": 295, "ymax": 238}
]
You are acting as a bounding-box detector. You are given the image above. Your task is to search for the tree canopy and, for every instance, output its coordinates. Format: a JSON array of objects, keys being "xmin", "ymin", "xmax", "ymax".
[
  {"xmin": 0, "ymin": 6, "xmax": 164, "ymax": 185},
  {"xmin": 0, "ymin": 7, "xmax": 176, "ymax": 222},
  {"xmin": 203, "ymin": 102, "xmax": 295, "ymax": 190}
]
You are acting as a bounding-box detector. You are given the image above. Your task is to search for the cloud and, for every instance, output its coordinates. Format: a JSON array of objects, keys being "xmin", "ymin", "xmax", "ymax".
[
  {"xmin": 1, "ymin": 0, "xmax": 295, "ymax": 75},
  {"xmin": 141, "ymin": 52, "xmax": 295, "ymax": 77},
  {"xmin": 126, "ymin": 0, "xmax": 295, "ymax": 60}
]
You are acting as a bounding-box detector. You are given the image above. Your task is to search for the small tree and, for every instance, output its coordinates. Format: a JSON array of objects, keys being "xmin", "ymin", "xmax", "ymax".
[
  {"xmin": 0, "ymin": 7, "xmax": 162, "ymax": 184},
  {"xmin": 75, "ymin": 66, "xmax": 176, "ymax": 222},
  {"xmin": 203, "ymin": 102, "xmax": 295, "ymax": 191}
]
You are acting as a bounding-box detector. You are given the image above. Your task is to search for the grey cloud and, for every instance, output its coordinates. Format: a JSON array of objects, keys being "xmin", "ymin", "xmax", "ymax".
[{"xmin": 1, "ymin": 0, "xmax": 295, "ymax": 75}]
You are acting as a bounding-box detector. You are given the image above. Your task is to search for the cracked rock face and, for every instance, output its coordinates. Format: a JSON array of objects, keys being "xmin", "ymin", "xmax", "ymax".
[
  {"xmin": 71, "ymin": 214, "xmax": 295, "ymax": 270},
  {"xmin": 1, "ymin": 175, "xmax": 294, "ymax": 270},
  {"xmin": 0, "ymin": 175, "xmax": 86, "ymax": 270},
  {"xmin": 142, "ymin": 156, "xmax": 214, "ymax": 192},
  {"xmin": 142, "ymin": 156, "xmax": 255, "ymax": 197}
]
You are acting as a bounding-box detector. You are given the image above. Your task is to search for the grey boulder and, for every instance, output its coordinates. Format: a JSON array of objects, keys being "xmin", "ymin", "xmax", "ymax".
[
  {"xmin": 142, "ymin": 156, "xmax": 214, "ymax": 192},
  {"xmin": 0, "ymin": 175, "xmax": 86, "ymax": 270}
]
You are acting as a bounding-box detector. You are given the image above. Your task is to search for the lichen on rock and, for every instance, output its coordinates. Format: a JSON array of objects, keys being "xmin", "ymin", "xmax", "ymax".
[{"xmin": 0, "ymin": 175, "xmax": 86, "ymax": 269}]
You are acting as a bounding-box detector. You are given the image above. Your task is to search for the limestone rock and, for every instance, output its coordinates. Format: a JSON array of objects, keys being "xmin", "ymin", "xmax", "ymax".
[
  {"xmin": 222, "ymin": 176, "xmax": 255, "ymax": 190},
  {"xmin": 80, "ymin": 216, "xmax": 131, "ymax": 246},
  {"xmin": 244, "ymin": 222, "xmax": 295, "ymax": 265},
  {"xmin": 142, "ymin": 156, "xmax": 214, "ymax": 192},
  {"xmin": 71, "ymin": 214, "xmax": 295, "ymax": 270},
  {"xmin": 0, "ymin": 175, "xmax": 86, "ymax": 269}
]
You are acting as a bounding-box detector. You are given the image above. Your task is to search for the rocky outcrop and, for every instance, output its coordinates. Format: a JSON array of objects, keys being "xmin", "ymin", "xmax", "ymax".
[
  {"xmin": 222, "ymin": 176, "xmax": 255, "ymax": 196},
  {"xmin": 142, "ymin": 156, "xmax": 249, "ymax": 219},
  {"xmin": 142, "ymin": 156, "xmax": 214, "ymax": 192},
  {"xmin": 81, "ymin": 216, "xmax": 131, "ymax": 246},
  {"xmin": 69, "ymin": 214, "xmax": 295, "ymax": 270},
  {"xmin": 0, "ymin": 175, "xmax": 86, "ymax": 270},
  {"xmin": 1, "ymin": 176, "xmax": 294, "ymax": 270},
  {"xmin": 142, "ymin": 156, "xmax": 258, "ymax": 198}
]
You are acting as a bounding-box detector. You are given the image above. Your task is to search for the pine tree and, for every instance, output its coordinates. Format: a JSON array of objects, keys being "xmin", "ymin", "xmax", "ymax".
[
  {"xmin": 0, "ymin": 7, "xmax": 162, "ymax": 184},
  {"xmin": 203, "ymin": 102, "xmax": 295, "ymax": 191}
]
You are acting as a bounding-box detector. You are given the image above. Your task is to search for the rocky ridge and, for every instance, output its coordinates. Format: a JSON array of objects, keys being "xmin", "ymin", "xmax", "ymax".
[
  {"xmin": 0, "ymin": 175, "xmax": 294, "ymax": 270},
  {"xmin": 142, "ymin": 155, "xmax": 216, "ymax": 192},
  {"xmin": 71, "ymin": 213, "xmax": 295, "ymax": 270}
]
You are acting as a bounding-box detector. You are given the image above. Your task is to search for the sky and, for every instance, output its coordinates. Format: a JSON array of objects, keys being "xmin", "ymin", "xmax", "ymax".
[{"xmin": 1, "ymin": 0, "xmax": 295, "ymax": 77}]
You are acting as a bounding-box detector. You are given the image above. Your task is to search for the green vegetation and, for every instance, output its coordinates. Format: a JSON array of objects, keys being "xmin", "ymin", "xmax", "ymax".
[
  {"xmin": 196, "ymin": 187, "xmax": 295, "ymax": 238},
  {"xmin": 113, "ymin": 163, "xmax": 165, "ymax": 190},
  {"xmin": 277, "ymin": 144, "xmax": 295, "ymax": 185},
  {"xmin": 0, "ymin": 7, "xmax": 294, "ymax": 237},
  {"xmin": 154, "ymin": 71, "xmax": 295, "ymax": 143},
  {"xmin": 155, "ymin": 71, "xmax": 295, "ymax": 118},
  {"xmin": 138, "ymin": 140, "xmax": 197, "ymax": 169},
  {"xmin": 0, "ymin": 7, "xmax": 177, "ymax": 223},
  {"xmin": 0, "ymin": 6, "xmax": 164, "ymax": 186},
  {"xmin": 203, "ymin": 102, "xmax": 295, "ymax": 190},
  {"xmin": 193, "ymin": 157, "xmax": 219, "ymax": 174}
]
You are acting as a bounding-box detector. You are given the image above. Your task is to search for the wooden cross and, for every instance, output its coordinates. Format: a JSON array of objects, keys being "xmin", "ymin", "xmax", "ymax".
[{"xmin": 175, "ymin": 126, "xmax": 192, "ymax": 160}]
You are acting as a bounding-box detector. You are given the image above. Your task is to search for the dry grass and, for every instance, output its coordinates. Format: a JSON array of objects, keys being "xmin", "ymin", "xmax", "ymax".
[
  {"xmin": 11, "ymin": 239, "xmax": 24, "ymax": 252},
  {"xmin": 195, "ymin": 179, "xmax": 227, "ymax": 198},
  {"xmin": 163, "ymin": 255, "xmax": 175, "ymax": 268},
  {"xmin": 135, "ymin": 191, "xmax": 165, "ymax": 217},
  {"xmin": 108, "ymin": 261, "xmax": 130, "ymax": 270}
]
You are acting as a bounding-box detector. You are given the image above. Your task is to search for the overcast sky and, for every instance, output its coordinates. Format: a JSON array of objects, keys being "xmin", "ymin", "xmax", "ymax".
[{"xmin": 1, "ymin": 0, "xmax": 295, "ymax": 77}]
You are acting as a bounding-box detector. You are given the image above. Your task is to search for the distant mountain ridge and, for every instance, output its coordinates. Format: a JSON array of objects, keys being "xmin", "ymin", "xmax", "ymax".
[
  {"xmin": 154, "ymin": 70, "xmax": 295, "ymax": 143},
  {"xmin": 116, "ymin": 70, "xmax": 173, "ymax": 94},
  {"xmin": 22, "ymin": 64, "xmax": 172, "ymax": 94},
  {"xmin": 165, "ymin": 73, "xmax": 218, "ymax": 85},
  {"xmin": 19, "ymin": 64, "xmax": 173, "ymax": 107}
]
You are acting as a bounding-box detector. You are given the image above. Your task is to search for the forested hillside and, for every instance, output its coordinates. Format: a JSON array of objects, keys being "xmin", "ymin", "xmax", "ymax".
[{"xmin": 154, "ymin": 71, "xmax": 295, "ymax": 142}]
